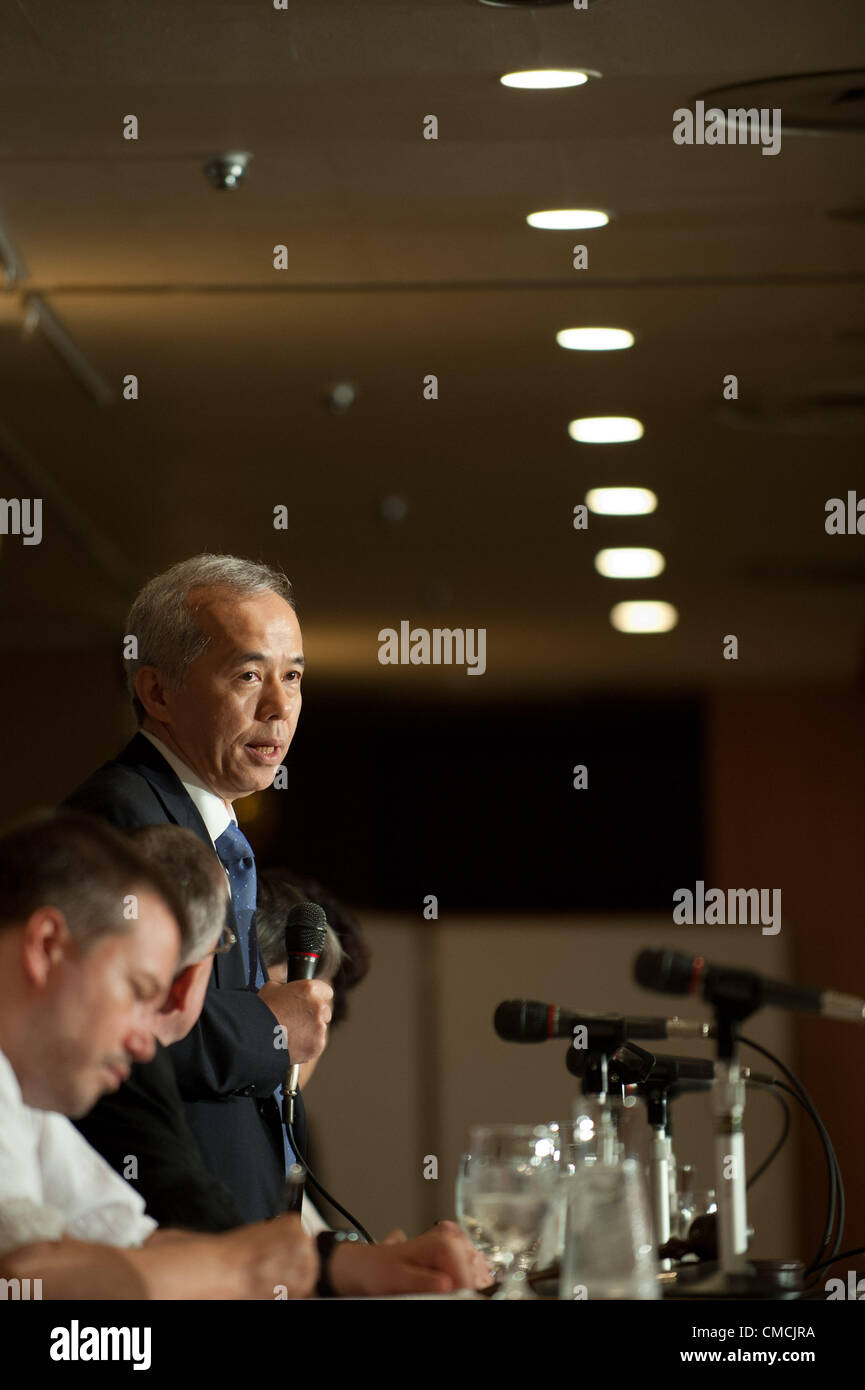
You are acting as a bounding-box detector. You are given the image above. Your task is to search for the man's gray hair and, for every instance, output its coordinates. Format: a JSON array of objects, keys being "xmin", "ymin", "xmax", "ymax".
[
  {"xmin": 124, "ymin": 554, "xmax": 295, "ymax": 723},
  {"xmin": 129, "ymin": 824, "xmax": 229, "ymax": 970}
]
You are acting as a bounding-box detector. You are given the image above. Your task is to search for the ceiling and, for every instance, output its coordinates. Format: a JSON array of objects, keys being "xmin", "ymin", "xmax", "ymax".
[{"xmin": 0, "ymin": 0, "xmax": 863, "ymax": 693}]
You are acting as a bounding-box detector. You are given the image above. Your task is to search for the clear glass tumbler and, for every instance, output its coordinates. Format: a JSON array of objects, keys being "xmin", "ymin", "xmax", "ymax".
[{"xmin": 559, "ymin": 1156, "xmax": 660, "ymax": 1301}]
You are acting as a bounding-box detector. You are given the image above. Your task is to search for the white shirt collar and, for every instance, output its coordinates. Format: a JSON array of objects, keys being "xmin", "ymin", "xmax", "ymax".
[{"xmin": 140, "ymin": 730, "xmax": 235, "ymax": 846}]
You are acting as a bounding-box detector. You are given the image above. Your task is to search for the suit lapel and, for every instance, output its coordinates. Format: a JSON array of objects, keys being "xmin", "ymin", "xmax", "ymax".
[{"xmin": 117, "ymin": 734, "xmax": 247, "ymax": 990}]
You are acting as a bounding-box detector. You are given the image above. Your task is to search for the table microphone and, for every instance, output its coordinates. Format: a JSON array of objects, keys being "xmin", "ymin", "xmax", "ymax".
[
  {"xmin": 634, "ymin": 947, "xmax": 865, "ymax": 1022},
  {"xmin": 494, "ymin": 998, "xmax": 714, "ymax": 1043},
  {"xmin": 283, "ymin": 901, "xmax": 328, "ymax": 1124}
]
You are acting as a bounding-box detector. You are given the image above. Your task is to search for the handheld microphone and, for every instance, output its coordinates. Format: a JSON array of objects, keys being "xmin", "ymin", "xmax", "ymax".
[
  {"xmin": 494, "ymin": 998, "xmax": 714, "ymax": 1044},
  {"xmin": 634, "ymin": 948, "xmax": 865, "ymax": 1023},
  {"xmin": 279, "ymin": 901, "xmax": 374, "ymax": 1243},
  {"xmin": 283, "ymin": 901, "xmax": 328, "ymax": 1122},
  {"xmin": 284, "ymin": 901, "xmax": 328, "ymax": 982}
]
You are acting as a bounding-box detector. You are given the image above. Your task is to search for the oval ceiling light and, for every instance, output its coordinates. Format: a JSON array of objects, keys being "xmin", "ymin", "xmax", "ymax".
[
  {"xmin": 527, "ymin": 209, "xmax": 610, "ymax": 230},
  {"xmin": 557, "ymin": 327, "xmax": 634, "ymax": 351},
  {"xmin": 480, "ymin": 0, "xmax": 575, "ymax": 7},
  {"xmin": 610, "ymin": 601, "xmax": 678, "ymax": 634},
  {"xmin": 569, "ymin": 416, "xmax": 644, "ymax": 443},
  {"xmin": 480, "ymin": 1, "xmax": 576, "ymax": 8},
  {"xmin": 586, "ymin": 487, "xmax": 658, "ymax": 516},
  {"xmin": 500, "ymin": 70, "xmax": 592, "ymax": 90},
  {"xmin": 595, "ymin": 548, "xmax": 665, "ymax": 579}
]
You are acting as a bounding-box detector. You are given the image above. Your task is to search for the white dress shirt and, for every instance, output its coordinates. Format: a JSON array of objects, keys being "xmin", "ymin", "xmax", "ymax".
[
  {"xmin": 0, "ymin": 1048, "xmax": 157, "ymax": 1259},
  {"xmin": 140, "ymin": 731, "xmax": 241, "ymax": 907},
  {"xmin": 300, "ymin": 1198, "xmax": 329, "ymax": 1236},
  {"xmin": 140, "ymin": 730, "xmax": 235, "ymax": 845}
]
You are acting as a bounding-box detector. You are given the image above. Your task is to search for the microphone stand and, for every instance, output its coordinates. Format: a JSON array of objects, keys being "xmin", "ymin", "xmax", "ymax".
[
  {"xmin": 645, "ymin": 1088, "xmax": 673, "ymax": 1268},
  {"xmin": 579, "ymin": 1052, "xmax": 627, "ymax": 1164},
  {"xmin": 708, "ymin": 1000, "xmax": 751, "ymax": 1285},
  {"xmin": 613, "ymin": 1015, "xmax": 756, "ymax": 1293},
  {"xmin": 565, "ymin": 1023, "xmax": 638, "ymax": 1167},
  {"xmin": 672, "ymin": 993, "xmax": 789, "ymax": 1296},
  {"xmin": 606, "ymin": 1046, "xmax": 676, "ymax": 1269}
]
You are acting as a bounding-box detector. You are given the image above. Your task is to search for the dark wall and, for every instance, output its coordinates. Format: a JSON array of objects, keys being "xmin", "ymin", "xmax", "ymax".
[
  {"xmin": 709, "ymin": 689, "xmax": 865, "ymax": 1265},
  {"xmin": 253, "ymin": 691, "xmax": 705, "ymax": 913}
]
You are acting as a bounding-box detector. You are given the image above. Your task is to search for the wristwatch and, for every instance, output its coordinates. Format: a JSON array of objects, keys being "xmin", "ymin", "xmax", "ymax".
[{"xmin": 315, "ymin": 1229, "xmax": 364, "ymax": 1297}]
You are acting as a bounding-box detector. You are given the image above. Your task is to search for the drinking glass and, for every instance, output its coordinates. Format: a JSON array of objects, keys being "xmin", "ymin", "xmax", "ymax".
[
  {"xmin": 456, "ymin": 1124, "xmax": 558, "ymax": 1298},
  {"xmin": 531, "ymin": 1116, "xmax": 606, "ymax": 1270},
  {"xmin": 559, "ymin": 1156, "xmax": 659, "ymax": 1300},
  {"xmin": 674, "ymin": 1162, "xmax": 696, "ymax": 1238},
  {"xmin": 676, "ymin": 1164, "xmax": 717, "ymax": 1238}
]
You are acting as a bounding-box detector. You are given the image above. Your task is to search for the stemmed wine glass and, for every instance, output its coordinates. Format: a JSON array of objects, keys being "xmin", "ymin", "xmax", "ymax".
[{"xmin": 455, "ymin": 1124, "xmax": 559, "ymax": 1299}]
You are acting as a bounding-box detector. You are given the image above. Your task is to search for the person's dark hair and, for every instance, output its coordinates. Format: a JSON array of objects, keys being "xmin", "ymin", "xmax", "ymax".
[
  {"xmin": 256, "ymin": 873, "xmax": 345, "ymax": 985},
  {"xmin": 257, "ymin": 868, "xmax": 370, "ymax": 1027},
  {"xmin": 129, "ymin": 824, "xmax": 229, "ymax": 969},
  {"xmin": 0, "ymin": 809, "xmax": 189, "ymax": 949}
]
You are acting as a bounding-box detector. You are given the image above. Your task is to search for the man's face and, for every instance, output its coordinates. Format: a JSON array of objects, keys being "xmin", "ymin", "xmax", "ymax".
[
  {"xmin": 34, "ymin": 888, "xmax": 180, "ymax": 1116},
  {"xmin": 153, "ymin": 587, "xmax": 304, "ymax": 802}
]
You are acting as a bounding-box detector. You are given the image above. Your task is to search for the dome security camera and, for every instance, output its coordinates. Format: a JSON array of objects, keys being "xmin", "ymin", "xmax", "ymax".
[{"xmin": 203, "ymin": 151, "xmax": 252, "ymax": 190}]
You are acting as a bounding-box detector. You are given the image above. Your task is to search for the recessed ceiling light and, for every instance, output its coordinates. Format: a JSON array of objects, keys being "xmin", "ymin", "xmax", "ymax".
[
  {"xmin": 324, "ymin": 381, "xmax": 358, "ymax": 414},
  {"xmin": 379, "ymin": 495, "xmax": 409, "ymax": 524},
  {"xmin": 203, "ymin": 151, "xmax": 252, "ymax": 191},
  {"xmin": 595, "ymin": 548, "xmax": 665, "ymax": 579},
  {"xmin": 557, "ymin": 328, "xmax": 634, "ymax": 351},
  {"xmin": 586, "ymin": 487, "xmax": 658, "ymax": 516},
  {"xmin": 569, "ymin": 416, "xmax": 644, "ymax": 443},
  {"xmin": 500, "ymin": 70, "xmax": 592, "ymax": 90},
  {"xmin": 698, "ymin": 69, "xmax": 865, "ymax": 134},
  {"xmin": 610, "ymin": 601, "xmax": 678, "ymax": 634},
  {"xmin": 527, "ymin": 209, "xmax": 610, "ymax": 230}
]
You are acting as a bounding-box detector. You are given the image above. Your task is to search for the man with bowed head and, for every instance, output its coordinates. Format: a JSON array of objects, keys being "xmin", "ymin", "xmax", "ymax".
[
  {"xmin": 0, "ymin": 811, "xmax": 317, "ymax": 1299},
  {"xmin": 0, "ymin": 812, "xmax": 485, "ymax": 1298}
]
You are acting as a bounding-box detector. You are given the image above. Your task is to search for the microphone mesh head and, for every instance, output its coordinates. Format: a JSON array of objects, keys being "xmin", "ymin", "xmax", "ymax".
[
  {"xmin": 634, "ymin": 948, "xmax": 692, "ymax": 995},
  {"xmin": 283, "ymin": 900, "xmax": 328, "ymax": 954},
  {"xmin": 493, "ymin": 999, "xmax": 549, "ymax": 1042}
]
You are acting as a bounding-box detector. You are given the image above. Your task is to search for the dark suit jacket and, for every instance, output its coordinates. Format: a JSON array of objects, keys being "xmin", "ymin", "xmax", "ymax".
[
  {"xmin": 64, "ymin": 732, "xmax": 305, "ymax": 1224},
  {"xmin": 76, "ymin": 1042, "xmax": 245, "ymax": 1232}
]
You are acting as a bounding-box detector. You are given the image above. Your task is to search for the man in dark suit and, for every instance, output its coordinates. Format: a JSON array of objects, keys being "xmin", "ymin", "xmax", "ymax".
[{"xmin": 65, "ymin": 554, "xmax": 333, "ymax": 1225}]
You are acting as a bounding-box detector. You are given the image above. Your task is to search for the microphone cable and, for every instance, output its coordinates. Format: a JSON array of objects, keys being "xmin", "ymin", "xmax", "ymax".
[
  {"xmin": 803, "ymin": 1245, "xmax": 865, "ymax": 1279},
  {"xmin": 276, "ymin": 898, "xmax": 374, "ymax": 1243},
  {"xmin": 744, "ymin": 1080, "xmax": 791, "ymax": 1190},
  {"xmin": 287, "ymin": 1117, "xmax": 374, "ymax": 1245},
  {"xmin": 739, "ymin": 1034, "xmax": 843, "ymax": 1276}
]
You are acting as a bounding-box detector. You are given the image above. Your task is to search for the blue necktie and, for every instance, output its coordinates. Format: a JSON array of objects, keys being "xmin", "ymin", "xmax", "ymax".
[
  {"xmin": 214, "ymin": 821, "xmax": 264, "ymax": 990},
  {"xmin": 214, "ymin": 820, "xmax": 298, "ymax": 1186}
]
